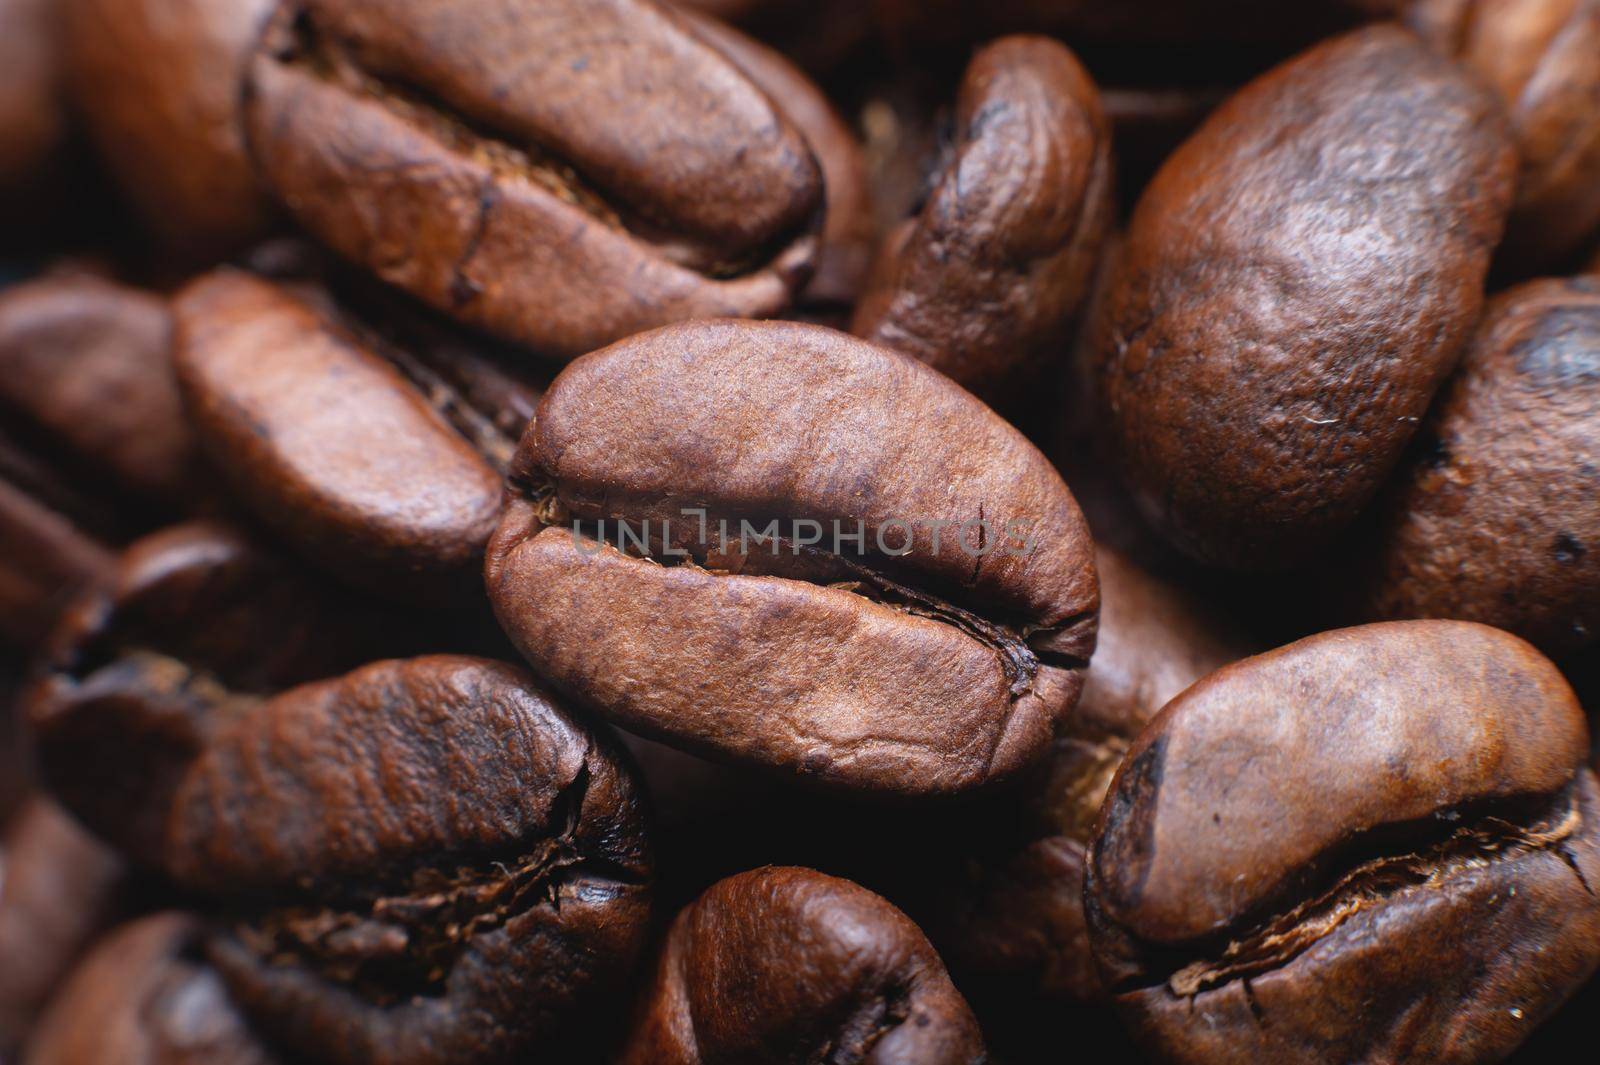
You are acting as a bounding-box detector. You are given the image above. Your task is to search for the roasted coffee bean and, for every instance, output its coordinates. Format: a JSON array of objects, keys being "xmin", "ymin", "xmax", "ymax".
[
  {"xmin": 935, "ymin": 546, "xmax": 1250, "ymax": 1006},
  {"xmin": 0, "ymin": 274, "xmax": 195, "ymax": 520},
  {"xmin": 24, "ymin": 914, "xmax": 284, "ymax": 1065},
  {"xmin": 173, "ymin": 270, "xmax": 506, "ymax": 604},
  {"xmin": 852, "ymin": 36, "xmax": 1112, "ymax": 402},
  {"xmin": 244, "ymin": 0, "xmax": 824, "ymax": 359},
  {"xmin": 43, "ymin": 653, "xmax": 651, "ymax": 1065},
  {"xmin": 0, "ymin": 798, "xmax": 127, "ymax": 1058},
  {"xmin": 63, "ymin": 0, "xmax": 277, "ymax": 257},
  {"xmin": 485, "ymin": 319, "xmax": 1099, "ymax": 795},
  {"xmin": 619, "ymin": 866, "xmax": 984, "ymax": 1065},
  {"xmin": 1084, "ymin": 620, "xmax": 1600, "ymax": 1064},
  {"xmin": 27, "ymin": 520, "xmax": 410, "ymax": 857},
  {"xmin": 1359, "ymin": 276, "xmax": 1600, "ymax": 656},
  {"xmin": 681, "ymin": 8, "xmax": 873, "ymax": 313},
  {"xmin": 1091, "ymin": 26, "xmax": 1515, "ymax": 568},
  {"xmin": 1410, "ymin": 0, "xmax": 1600, "ymax": 275},
  {"xmin": 0, "ymin": 0, "xmax": 66, "ymax": 193}
]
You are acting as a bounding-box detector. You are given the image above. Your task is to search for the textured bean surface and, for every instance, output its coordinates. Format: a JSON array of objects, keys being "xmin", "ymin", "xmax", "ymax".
[
  {"xmin": 486, "ymin": 319, "xmax": 1098, "ymax": 794},
  {"xmin": 1085, "ymin": 621, "xmax": 1600, "ymax": 1064},
  {"xmin": 1092, "ymin": 26, "xmax": 1515, "ymax": 567},
  {"xmin": 619, "ymin": 867, "xmax": 985, "ymax": 1065},
  {"xmin": 1361, "ymin": 277, "xmax": 1600, "ymax": 655}
]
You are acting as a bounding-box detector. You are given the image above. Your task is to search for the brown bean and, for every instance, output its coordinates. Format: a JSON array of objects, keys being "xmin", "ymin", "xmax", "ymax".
[
  {"xmin": 244, "ymin": 0, "xmax": 823, "ymax": 358},
  {"xmin": 485, "ymin": 319, "xmax": 1099, "ymax": 795},
  {"xmin": 852, "ymin": 36, "xmax": 1113, "ymax": 402},
  {"xmin": 1085, "ymin": 620, "xmax": 1600, "ymax": 1063},
  {"xmin": 1091, "ymin": 26, "xmax": 1515, "ymax": 568}
]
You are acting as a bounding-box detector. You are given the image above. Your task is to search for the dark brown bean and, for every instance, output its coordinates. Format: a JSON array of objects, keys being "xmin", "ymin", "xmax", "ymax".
[
  {"xmin": 1084, "ymin": 620, "xmax": 1600, "ymax": 1064},
  {"xmin": 485, "ymin": 319, "xmax": 1099, "ymax": 795},
  {"xmin": 1091, "ymin": 26, "xmax": 1516, "ymax": 568},
  {"xmin": 852, "ymin": 35, "xmax": 1113, "ymax": 402},
  {"xmin": 244, "ymin": 0, "xmax": 824, "ymax": 358},
  {"xmin": 1359, "ymin": 276, "xmax": 1600, "ymax": 656},
  {"xmin": 618, "ymin": 866, "xmax": 984, "ymax": 1065}
]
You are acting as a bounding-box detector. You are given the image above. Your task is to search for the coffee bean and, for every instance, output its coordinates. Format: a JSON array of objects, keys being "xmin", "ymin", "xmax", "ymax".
[
  {"xmin": 172, "ymin": 270, "xmax": 506, "ymax": 605},
  {"xmin": 1410, "ymin": 0, "xmax": 1600, "ymax": 275},
  {"xmin": 1360, "ymin": 276, "xmax": 1600, "ymax": 656},
  {"xmin": 243, "ymin": 0, "xmax": 825, "ymax": 358},
  {"xmin": 1091, "ymin": 26, "xmax": 1516, "ymax": 568},
  {"xmin": 853, "ymin": 35, "xmax": 1113, "ymax": 402},
  {"xmin": 1084, "ymin": 620, "xmax": 1600, "ymax": 1063},
  {"xmin": 63, "ymin": 0, "xmax": 278, "ymax": 256},
  {"xmin": 618, "ymin": 866, "xmax": 984, "ymax": 1065},
  {"xmin": 485, "ymin": 319, "xmax": 1099, "ymax": 795},
  {"xmin": 24, "ymin": 913, "xmax": 284, "ymax": 1065}
]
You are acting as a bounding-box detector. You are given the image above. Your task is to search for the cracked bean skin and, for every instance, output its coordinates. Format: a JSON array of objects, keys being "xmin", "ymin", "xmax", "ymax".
[
  {"xmin": 1359, "ymin": 277, "xmax": 1600, "ymax": 657},
  {"xmin": 852, "ymin": 35, "xmax": 1113, "ymax": 403},
  {"xmin": 618, "ymin": 866, "xmax": 985, "ymax": 1065},
  {"xmin": 484, "ymin": 319, "xmax": 1099, "ymax": 796},
  {"xmin": 24, "ymin": 914, "xmax": 283, "ymax": 1065},
  {"xmin": 1410, "ymin": 0, "xmax": 1600, "ymax": 275},
  {"xmin": 1091, "ymin": 26, "xmax": 1516, "ymax": 569},
  {"xmin": 243, "ymin": 0, "xmax": 822, "ymax": 360},
  {"xmin": 173, "ymin": 270, "xmax": 505, "ymax": 606},
  {"xmin": 1083, "ymin": 620, "xmax": 1600, "ymax": 1065}
]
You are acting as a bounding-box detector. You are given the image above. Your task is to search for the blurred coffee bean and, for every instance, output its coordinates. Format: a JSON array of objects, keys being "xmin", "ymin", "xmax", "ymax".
[
  {"xmin": 1410, "ymin": 0, "xmax": 1600, "ymax": 275},
  {"xmin": 486, "ymin": 319, "xmax": 1099, "ymax": 795},
  {"xmin": 42, "ymin": 652, "xmax": 652, "ymax": 1065},
  {"xmin": 244, "ymin": 0, "xmax": 825, "ymax": 359},
  {"xmin": 1358, "ymin": 276, "xmax": 1599, "ymax": 656},
  {"xmin": 0, "ymin": 798, "xmax": 127, "ymax": 1058},
  {"xmin": 1092, "ymin": 26, "xmax": 1515, "ymax": 568},
  {"xmin": 0, "ymin": 274, "xmax": 195, "ymax": 517},
  {"xmin": 852, "ymin": 36, "xmax": 1113, "ymax": 403},
  {"xmin": 1085, "ymin": 620, "xmax": 1600, "ymax": 1063},
  {"xmin": 173, "ymin": 270, "xmax": 506, "ymax": 605},
  {"xmin": 619, "ymin": 866, "xmax": 985, "ymax": 1064},
  {"xmin": 23, "ymin": 913, "xmax": 283, "ymax": 1065},
  {"xmin": 63, "ymin": 0, "xmax": 278, "ymax": 259}
]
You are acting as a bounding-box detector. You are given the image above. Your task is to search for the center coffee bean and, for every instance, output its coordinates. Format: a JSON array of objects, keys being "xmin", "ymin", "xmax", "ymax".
[{"xmin": 485, "ymin": 319, "xmax": 1099, "ymax": 795}]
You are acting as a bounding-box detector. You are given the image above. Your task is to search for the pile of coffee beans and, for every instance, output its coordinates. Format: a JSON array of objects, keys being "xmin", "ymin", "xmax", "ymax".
[{"xmin": 2, "ymin": 1, "xmax": 1597, "ymax": 1062}]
